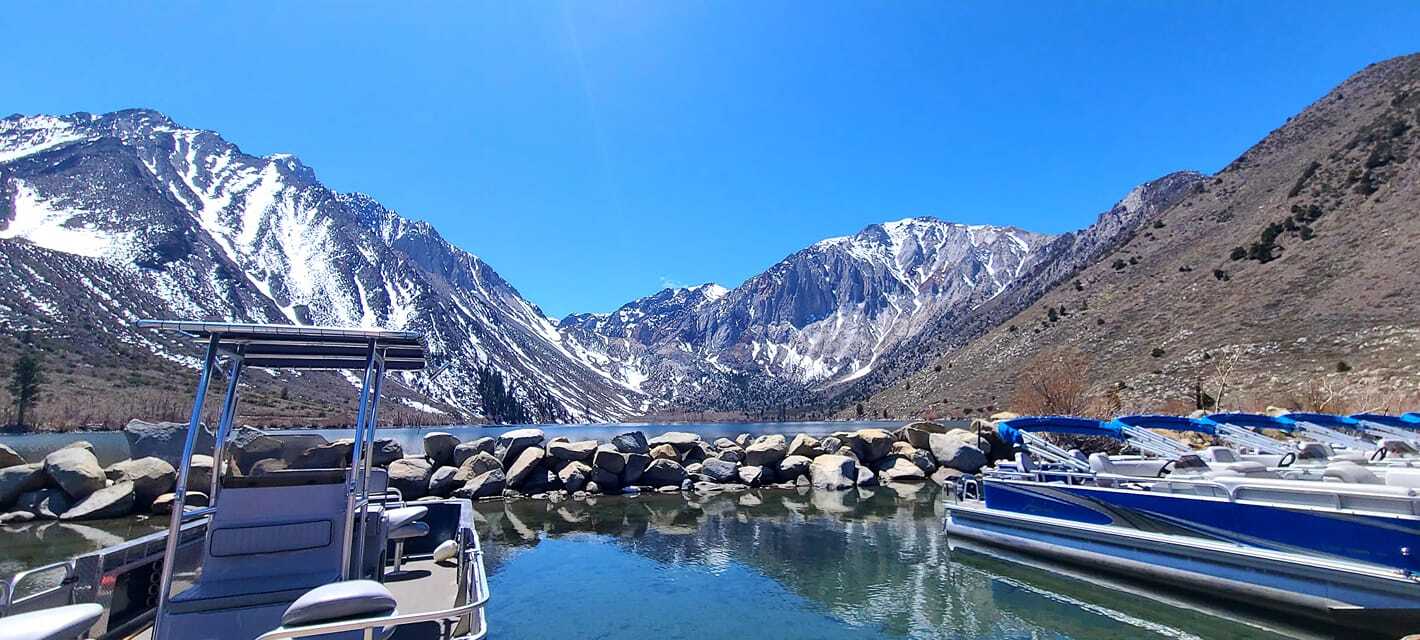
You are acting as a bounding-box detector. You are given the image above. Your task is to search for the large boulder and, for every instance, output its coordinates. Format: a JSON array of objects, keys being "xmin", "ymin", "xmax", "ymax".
[
  {"xmin": 589, "ymin": 467, "xmax": 621, "ymax": 492},
  {"xmin": 124, "ymin": 420, "xmax": 215, "ymax": 468},
  {"xmin": 452, "ymin": 443, "xmax": 482, "ymax": 467},
  {"xmin": 428, "ymin": 466, "xmax": 459, "ymax": 496},
  {"xmin": 647, "ymin": 432, "xmax": 701, "ymax": 455},
  {"xmin": 292, "ymin": 439, "xmax": 353, "ymax": 469},
  {"xmin": 819, "ymin": 436, "xmax": 843, "ymax": 454},
  {"xmin": 150, "ymin": 491, "xmax": 208, "ymax": 515},
  {"xmin": 188, "ymin": 455, "xmax": 214, "ymax": 493},
  {"xmin": 592, "ymin": 446, "xmax": 626, "ymax": 473},
  {"xmin": 611, "ymin": 431, "xmax": 649, "ymax": 455},
  {"xmin": 734, "ymin": 433, "xmax": 751, "ymax": 448},
  {"xmin": 557, "ymin": 461, "xmax": 592, "ymax": 492},
  {"xmin": 809, "ymin": 455, "xmax": 858, "ymax": 491},
  {"xmin": 0, "ymin": 444, "xmax": 26, "ymax": 469},
  {"xmin": 909, "ymin": 449, "xmax": 937, "ymax": 473},
  {"xmin": 43, "ymin": 448, "xmax": 106, "ymax": 501},
  {"xmin": 719, "ymin": 448, "xmax": 745, "ymax": 463},
  {"xmin": 61, "ymin": 481, "xmax": 135, "ymax": 520},
  {"xmin": 930, "ymin": 467, "xmax": 965, "ymax": 486},
  {"xmin": 455, "ymin": 452, "xmax": 502, "ymax": 483},
  {"xmin": 641, "ymin": 459, "xmax": 687, "ymax": 487},
  {"xmin": 737, "ymin": 465, "xmax": 767, "ymax": 487},
  {"xmin": 228, "ymin": 427, "xmax": 285, "ymax": 474},
  {"xmin": 505, "ymin": 447, "xmax": 547, "ymax": 488},
  {"xmin": 929, "ymin": 432, "xmax": 988, "ymax": 473},
  {"xmin": 744, "ymin": 435, "xmax": 788, "ymax": 467},
  {"xmin": 621, "ymin": 453, "xmax": 650, "ymax": 485},
  {"xmin": 495, "ymin": 429, "xmax": 544, "ymax": 465},
  {"xmin": 548, "ymin": 440, "xmax": 597, "ymax": 462},
  {"xmin": 903, "ymin": 422, "xmax": 949, "ymax": 450},
  {"xmin": 371, "ymin": 439, "xmax": 405, "ymax": 467},
  {"xmin": 777, "ymin": 455, "xmax": 812, "ymax": 480},
  {"xmin": 387, "ymin": 458, "xmax": 434, "ymax": 499},
  {"xmin": 105, "ymin": 457, "xmax": 177, "ymax": 506},
  {"xmin": 787, "ymin": 434, "xmax": 821, "ymax": 458},
  {"xmin": 875, "ymin": 456, "xmax": 926, "ymax": 483},
  {"xmin": 15, "ymin": 488, "xmax": 71, "ymax": 520},
  {"xmin": 856, "ymin": 466, "xmax": 879, "ymax": 487},
  {"xmin": 849, "ymin": 429, "xmax": 894, "ymax": 462},
  {"xmin": 452, "ymin": 469, "xmax": 506, "ymax": 499},
  {"xmin": 712, "ymin": 437, "xmax": 738, "ymax": 450},
  {"xmin": 467, "ymin": 437, "xmax": 497, "ymax": 456},
  {"xmin": 0, "ymin": 463, "xmax": 46, "ymax": 507},
  {"xmin": 249, "ymin": 458, "xmax": 288, "ymax": 475},
  {"xmin": 700, "ymin": 458, "xmax": 739, "ymax": 483},
  {"xmin": 423, "ymin": 432, "xmax": 460, "ymax": 467},
  {"xmin": 649, "ymin": 444, "xmax": 679, "ymax": 461}
]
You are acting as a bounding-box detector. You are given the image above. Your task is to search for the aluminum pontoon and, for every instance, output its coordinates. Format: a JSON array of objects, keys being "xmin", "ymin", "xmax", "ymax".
[
  {"xmin": 944, "ymin": 415, "xmax": 1420, "ymax": 635},
  {"xmin": 0, "ymin": 321, "xmax": 489, "ymax": 640}
]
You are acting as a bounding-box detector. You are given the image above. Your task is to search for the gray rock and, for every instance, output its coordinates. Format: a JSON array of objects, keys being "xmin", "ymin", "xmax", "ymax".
[
  {"xmin": 371, "ymin": 438, "xmax": 404, "ymax": 467},
  {"xmin": 930, "ymin": 467, "xmax": 965, "ymax": 486},
  {"xmin": 187, "ymin": 455, "xmax": 214, "ymax": 494},
  {"xmin": 44, "ymin": 448, "xmax": 106, "ymax": 501},
  {"xmin": 641, "ymin": 459, "xmax": 687, "ymax": 487},
  {"xmin": 428, "ymin": 466, "xmax": 459, "ymax": 496},
  {"xmin": 548, "ymin": 440, "xmax": 597, "ymax": 462},
  {"xmin": 590, "ymin": 467, "xmax": 621, "ymax": 492},
  {"xmin": 16, "ymin": 488, "xmax": 71, "ymax": 519},
  {"xmin": 649, "ymin": 444, "xmax": 679, "ymax": 461},
  {"xmin": 62, "ymin": 481, "xmax": 135, "ymax": 520},
  {"xmin": 452, "ymin": 443, "xmax": 481, "ymax": 467},
  {"xmin": 849, "ymin": 429, "xmax": 894, "ymax": 462},
  {"xmin": 682, "ymin": 443, "xmax": 711, "ymax": 464},
  {"xmin": 456, "ymin": 451, "xmax": 502, "ymax": 482},
  {"xmin": 684, "ymin": 463, "xmax": 703, "ymax": 475},
  {"xmin": 0, "ymin": 444, "xmax": 26, "ymax": 469},
  {"xmin": 744, "ymin": 435, "xmax": 788, "ymax": 467},
  {"xmin": 777, "ymin": 455, "xmax": 812, "ymax": 479},
  {"xmin": 621, "ymin": 452, "xmax": 650, "ymax": 485},
  {"xmin": 105, "ymin": 457, "xmax": 177, "ymax": 506},
  {"xmin": 929, "ymin": 433, "xmax": 988, "ymax": 473},
  {"xmin": 557, "ymin": 461, "xmax": 592, "ymax": 492},
  {"xmin": 737, "ymin": 465, "xmax": 766, "ymax": 487},
  {"xmin": 819, "ymin": 436, "xmax": 843, "ymax": 454},
  {"xmin": 0, "ymin": 511, "xmax": 35, "ymax": 524},
  {"xmin": 903, "ymin": 421, "xmax": 950, "ymax": 450},
  {"xmin": 611, "ymin": 431, "xmax": 649, "ymax": 455},
  {"xmin": 249, "ymin": 458, "xmax": 288, "ymax": 475},
  {"xmin": 0, "ymin": 463, "xmax": 46, "ymax": 508},
  {"xmin": 855, "ymin": 466, "xmax": 879, "ymax": 487},
  {"xmin": 423, "ymin": 432, "xmax": 460, "ymax": 467},
  {"xmin": 647, "ymin": 432, "xmax": 701, "ymax": 454},
  {"xmin": 719, "ymin": 448, "xmax": 744, "ymax": 463},
  {"xmin": 495, "ymin": 429, "xmax": 544, "ymax": 465},
  {"xmin": 292, "ymin": 439, "xmax": 353, "ymax": 469},
  {"xmin": 124, "ymin": 419, "xmax": 215, "ymax": 468},
  {"xmin": 809, "ymin": 455, "xmax": 858, "ymax": 491},
  {"xmin": 700, "ymin": 457, "xmax": 739, "ymax": 483},
  {"xmin": 910, "ymin": 449, "xmax": 937, "ymax": 473},
  {"xmin": 452, "ymin": 469, "xmax": 506, "ymax": 499},
  {"xmin": 875, "ymin": 456, "xmax": 926, "ymax": 482},
  {"xmin": 388, "ymin": 458, "xmax": 434, "ymax": 498},
  {"xmin": 150, "ymin": 491, "xmax": 208, "ymax": 515},
  {"xmin": 734, "ymin": 434, "xmax": 751, "ymax": 448},
  {"xmin": 229, "ymin": 427, "xmax": 284, "ymax": 474},
  {"xmin": 712, "ymin": 438, "xmax": 738, "ymax": 450},
  {"xmin": 521, "ymin": 468, "xmax": 561, "ymax": 493},
  {"xmin": 592, "ymin": 445, "xmax": 626, "ymax": 473},
  {"xmin": 506, "ymin": 447, "xmax": 547, "ymax": 488},
  {"xmin": 787, "ymin": 434, "xmax": 821, "ymax": 458}
]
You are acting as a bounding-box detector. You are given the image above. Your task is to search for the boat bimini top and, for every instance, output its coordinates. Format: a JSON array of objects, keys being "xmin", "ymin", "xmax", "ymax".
[{"xmin": 995, "ymin": 417, "xmax": 1124, "ymax": 472}]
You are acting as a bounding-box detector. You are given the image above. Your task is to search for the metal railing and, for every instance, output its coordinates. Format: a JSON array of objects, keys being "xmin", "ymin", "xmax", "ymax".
[
  {"xmin": 1290, "ymin": 420, "xmax": 1376, "ymax": 452},
  {"xmin": 1017, "ymin": 431, "xmax": 1092, "ymax": 472},
  {"xmin": 1213, "ymin": 423, "xmax": 1292, "ymax": 455},
  {"xmin": 1119, "ymin": 425, "xmax": 1194, "ymax": 459}
]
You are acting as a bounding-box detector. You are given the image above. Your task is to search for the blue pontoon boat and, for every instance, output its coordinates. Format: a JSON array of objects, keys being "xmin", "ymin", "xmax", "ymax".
[
  {"xmin": 945, "ymin": 415, "xmax": 1420, "ymax": 634},
  {"xmin": 0, "ymin": 321, "xmax": 490, "ymax": 640}
]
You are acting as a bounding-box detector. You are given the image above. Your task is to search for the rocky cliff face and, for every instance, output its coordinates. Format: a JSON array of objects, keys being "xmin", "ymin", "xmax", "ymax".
[
  {"xmin": 0, "ymin": 110, "xmax": 647, "ymax": 425},
  {"xmin": 854, "ymin": 53, "xmax": 1420, "ymax": 419}
]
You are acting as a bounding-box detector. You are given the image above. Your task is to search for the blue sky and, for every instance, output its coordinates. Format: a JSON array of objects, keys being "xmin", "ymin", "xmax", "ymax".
[{"xmin": 3, "ymin": 2, "xmax": 1418, "ymax": 317}]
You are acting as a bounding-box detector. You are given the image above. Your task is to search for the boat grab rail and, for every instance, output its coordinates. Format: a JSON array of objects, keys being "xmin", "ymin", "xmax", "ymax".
[
  {"xmin": 3, "ymin": 559, "xmax": 74, "ymax": 614},
  {"xmin": 255, "ymin": 539, "xmax": 489, "ymax": 640},
  {"xmin": 986, "ymin": 469, "xmax": 1420, "ymax": 515}
]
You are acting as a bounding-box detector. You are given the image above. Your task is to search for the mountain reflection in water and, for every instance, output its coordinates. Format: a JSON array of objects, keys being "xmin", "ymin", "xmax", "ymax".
[{"xmin": 474, "ymin": 484, "xmax": 1323, "ymax": 640}]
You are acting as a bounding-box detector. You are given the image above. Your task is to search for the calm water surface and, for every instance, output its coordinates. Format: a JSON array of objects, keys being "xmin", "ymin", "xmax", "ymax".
[{"xmin": 0, "ymin": 483, "xmax": 1351, "ymax": 639}]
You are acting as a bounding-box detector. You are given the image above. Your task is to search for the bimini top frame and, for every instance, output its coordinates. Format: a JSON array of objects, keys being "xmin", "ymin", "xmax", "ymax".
[{"xmin": 137, "ymin": 319, "xmax": 426, "ymax": 640}]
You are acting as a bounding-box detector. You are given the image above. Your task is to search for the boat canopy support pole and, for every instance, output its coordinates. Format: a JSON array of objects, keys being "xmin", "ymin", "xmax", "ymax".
[
  {"xmin": 209, "ymin": 355, "xmax": 245, "ymax": 503},
  {"xmin": 341, "ymin": 340, "xmax": 378, "ymax": 580},
  {"xmin": 153, "ymin": 334, "xmax": 221, "ymax": 640},
  {"xmin": 1292, "ymin": 422, "xmax": 1375, "ymax": 452},
  {"xmin": 1214, "ymin": 423, "xmax": 1291, "ymax": 455},
  {"xmin": 353, "ymin": 351, "xmax": 386, "ymax": 575},
  {"xmin": 1018, "ymin": 431, "xmax": 1092, "ymax": 472}
]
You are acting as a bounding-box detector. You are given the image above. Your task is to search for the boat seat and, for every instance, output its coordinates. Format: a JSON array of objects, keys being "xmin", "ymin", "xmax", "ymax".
[
  {"xmin": 1322, "ymin": 462, "xmax": 1381, "ymax": 484},
  {"xmin": 1296, "ymin": 442, "xmax": 1333, "ymax": 462},
  {"xmin": 166, "ymin": 571, "xmax": 342, "ymax": 615},
  {"xmin": 384, "ymin": 506, "xmax": 427, "ymax": 532},
  {"xmin": 1198, "ymin": 446, "xmax": 1238, "ymax": 463},
  {"xmin": 1204, "ymin": 461, "xmax": 1279, "ymax": 479},
  {"xmin": 1386, "ymin": 468, "xmax": 1420, "ymax": 489},
  {"xmin": 384, "ymin": 506, "xmax": 429, "ymax": 575},
  {"xmin": 0, "ymin": 603, "xmax": 103, "ymax": 640},
  {"xmin": 1089, "ymin": 453, "xmax": 1168, "ymax": 477},
  {"xmin": 282, "ymin": 580, "xmax": 396, "ymax": 627},
  {"xmin": 1329, "ymin": 452, "xmax": 1370, "ymax": 464}
]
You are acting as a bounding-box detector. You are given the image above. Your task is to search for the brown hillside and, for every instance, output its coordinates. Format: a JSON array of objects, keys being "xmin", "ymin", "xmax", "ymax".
[{"xmin": 853, "ymin": 53, "xmax": 1420, "ymax": 419}]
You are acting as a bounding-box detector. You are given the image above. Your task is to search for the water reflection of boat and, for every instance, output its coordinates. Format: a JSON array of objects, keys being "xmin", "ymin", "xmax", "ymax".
[{"xmin": 0, "ymin": 321, "xmax": 490, "ymax": 640}]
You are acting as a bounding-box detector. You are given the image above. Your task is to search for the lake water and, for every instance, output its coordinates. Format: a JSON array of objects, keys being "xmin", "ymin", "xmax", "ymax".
[{"xmin": 0, "ymin": 483, "xmax": 1353, "ymax": 639}]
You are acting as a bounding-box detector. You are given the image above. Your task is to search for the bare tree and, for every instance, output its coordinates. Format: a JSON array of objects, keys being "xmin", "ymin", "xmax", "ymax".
[
  {"xmin": 1202, "ymin": 348, "xmax": 1243, "ymax": 412},
  {"xmin": 1010, "ymin": 349, "xmax": 1092, "ymax": 415}
]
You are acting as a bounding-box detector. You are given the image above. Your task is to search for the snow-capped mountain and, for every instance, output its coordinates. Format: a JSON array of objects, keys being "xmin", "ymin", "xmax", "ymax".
[
  {"xmin": 0, "ymin": 109, "xmax": 647, "ymax": 423},
  {"xmin": 560, "ymin": 218, "xmax": 1053, "ymax": 410}
]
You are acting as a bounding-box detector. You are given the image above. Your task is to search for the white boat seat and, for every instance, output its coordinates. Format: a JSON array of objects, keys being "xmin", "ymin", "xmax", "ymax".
[
  {"xmin": 383, "ymin": 506, "xmax": 427, "ymax": 532},
  {"xmin": 281, "ymin": 580, "xmax": 396, "ymax": 627},
  {"xmin": 0, "ymin": 603, "xmax": 103, "ymax": 640},
  {"xmin": 1322, "ymin": 462, "xmax": 1381, "ymax": 484},
  {"xmin": 389, "ymin": 521, "xmax": 429, "ymax": 541},
  {"xmin": 1329, "ymin": 452, "xmax": 1370, "ymax": 464},
  {"xmin": 1204, "ymin": 461, "xmax": 1279, "ymax": 479},
  {"xmin": 1198, "ymin": 446, "xmax": 1238, "ymax": 463},
  {"xmin": 1089, "ymin": 453, "xmax": 1168, "ymax": 477},
  {"xmin": 1386, "ymin": 468, "xmax": 1420, "ymax": 488},
  {"xmin": 1296, "ymin": 442, "xmax": 1333, "ymax": 462}
]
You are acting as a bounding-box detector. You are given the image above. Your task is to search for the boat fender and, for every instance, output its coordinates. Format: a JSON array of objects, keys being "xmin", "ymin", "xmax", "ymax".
[{"xmin": 432, "ymin": 539, "xmax": 459, "ymax": 565}]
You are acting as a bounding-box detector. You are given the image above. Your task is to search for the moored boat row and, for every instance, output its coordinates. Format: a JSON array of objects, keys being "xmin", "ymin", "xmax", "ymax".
[{"xmin": 943, "ymin": 410, "xmax": 1420, "ymax": 636}]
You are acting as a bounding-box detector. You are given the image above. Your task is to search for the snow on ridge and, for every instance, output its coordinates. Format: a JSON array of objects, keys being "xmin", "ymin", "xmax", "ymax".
[{"xmin": 0, "ymin": 182, "xmax": 120, "ymax": 258}]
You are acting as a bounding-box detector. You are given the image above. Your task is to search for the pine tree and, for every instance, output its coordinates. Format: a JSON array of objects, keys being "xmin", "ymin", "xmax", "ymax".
[{"xmin": 9, "ymin": 353, "xmax": 45, "ymax": 429}]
